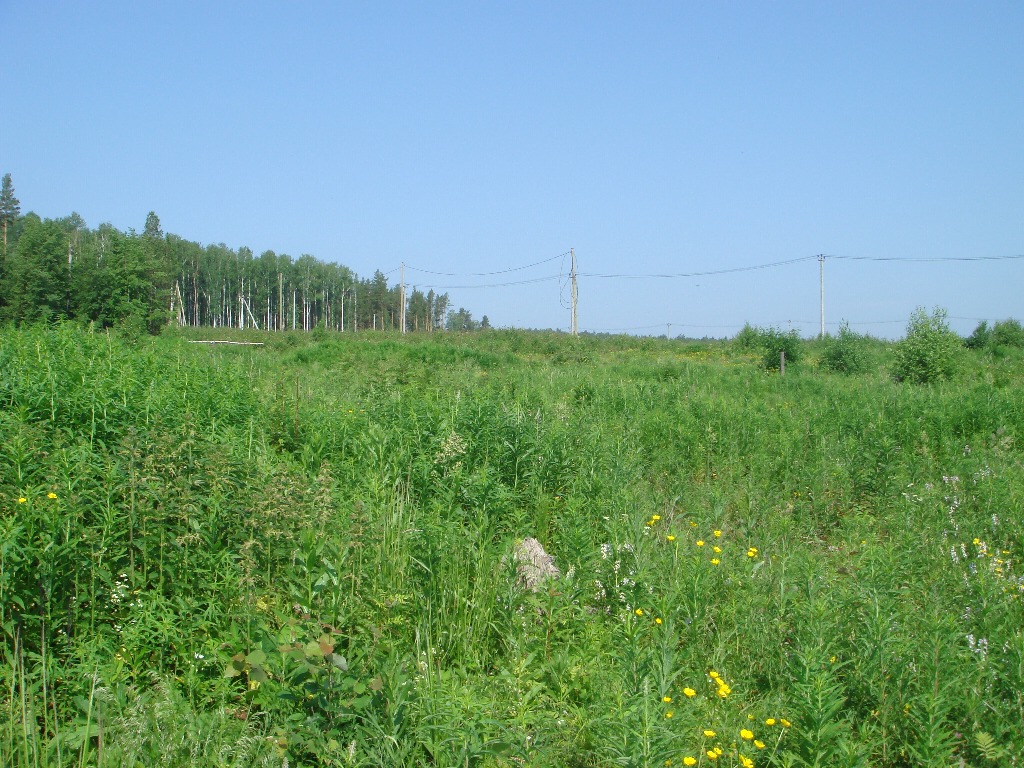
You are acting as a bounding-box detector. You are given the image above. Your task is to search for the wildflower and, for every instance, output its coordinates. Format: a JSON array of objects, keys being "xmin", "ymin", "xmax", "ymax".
[
  {"xmin": 714, "ymin": 747, "xmax": 724, "ymax": 756},
  {"xmin": 703, "ymin": 729, "xmax": 716, "ymax": 738},
  {"xmin": 17, "ymin": 497, "xmax": 27, "ymax": 504},
  {"xmin": 47, "ymin": 492, "xmax": 58, "ymax": 499},
  {"xmin": 652, "ymin": 515, "xmax": 661, "ymax": 521},
  {"xmin": 667, "ymin": 535, "xmax": 676, "ymax": 542},
  {"xmin": 683, "ymin": 758, "xmax": 697, "ymax": 767},
  {"xmin": 716, "ymin": 684, "xmax": 731, "ymax": 698},
  {"xmin": 765, "ymin": 718, "xmax": 776, "ymax": 726},
  {"xmin": 713, "ymin": 546, "xmax": 722, "ymax": 553},
  {"xmin": 739, "ymin": 755, "xmax": 754, "ymax": 768},
  {"xmin": 635, "ymin": 608, "xmax": 644, "ymax": 616},
  {"xmin": 740, "ymin": 729, "xmax": 754, "ymax": 740},
  {"xmin": 683, "ymin": 687, "xmax": 696, "ymax": 697},
  {"xmin": 714, "ymin": 530, "xmax": 722, "ymax": 537},
  {"xmin": 696, "ymin": 540, "xmax": 705, "ymax": 547},
  {"xmin": 780, "ymin": 718, "xmax": 791, "ymax": 727},
  {"xmin": 665, "ymin": 711, "xmax": 674, "ymax": 719},
  {"xmin": 690, "ymin": 521, "xmax": 698, "ymax": 527},
  {"xmin": 706, "ymin": 751, "xmax": 718, "ymax": 760},
  {"xmin": 754, "ymin": 740, "xmax": 765, "ymax": 749},
  {"xmin": 655, "ymin": 617, "xmax": 663, "ymax": 625},
  {"xmin": 663, "ymin": 696, "xmax": 673, "ymax": 703},
  {"xmin": 711, "ymin": 558, "xmax": 720, "ymax": 565},
  {"xmin": 708, "ymin": 671, "xmax": 719, "ymax": 680}
]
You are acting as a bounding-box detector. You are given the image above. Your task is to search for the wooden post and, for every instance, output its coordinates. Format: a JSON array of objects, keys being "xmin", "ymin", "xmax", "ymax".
[{"xmin": 780, "ymin": 350, "xmax": 786, "ymax": 376}]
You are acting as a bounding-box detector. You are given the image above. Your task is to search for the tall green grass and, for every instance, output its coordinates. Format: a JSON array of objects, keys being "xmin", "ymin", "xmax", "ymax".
[{"xmin": 2, "ymin": 324, "xmax": 1023, "ymax": 766}]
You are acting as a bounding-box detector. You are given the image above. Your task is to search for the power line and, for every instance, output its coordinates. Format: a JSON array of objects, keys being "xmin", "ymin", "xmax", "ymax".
[
  {"xmin": 409, "ymin": 274, "xmax": 562, "ymax": 290},
  {"xmin": 405, "ymin": 251, "xmax": 569, "ymax": 277},
  {"xmin": 579, "ymin": 256, "xmax": 817, "ymax": 280},
  {"xmin": 827, "ymin": 253, "xmax": 1024, "ymax": 263}
]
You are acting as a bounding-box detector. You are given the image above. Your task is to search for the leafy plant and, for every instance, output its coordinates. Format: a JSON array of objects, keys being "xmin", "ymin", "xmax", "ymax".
[
  {"xmin": 820, "ymin": 322, "xmax": 870, "ymax": 374},
  {"xmin": 891, "ymin": 306, "xmax": 962, "ymax": 383}
]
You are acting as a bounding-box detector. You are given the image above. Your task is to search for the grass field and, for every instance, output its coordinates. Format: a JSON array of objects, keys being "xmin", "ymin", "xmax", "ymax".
[{"xmin": 2, "ymin": 323, "xmax": 1023, "ymax": 767}]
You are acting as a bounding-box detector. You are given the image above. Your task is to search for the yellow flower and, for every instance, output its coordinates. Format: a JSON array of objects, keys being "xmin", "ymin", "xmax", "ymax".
[
  {"xmin": 663, "ymin": 696, "xmax": 673, "ymax": 703},
  {"xmin": 713, "ymin": 546, "xmax": 722, "ymax": 553},
  {"xmin": 713, "ymin": 530, "xmax": 722, "ymax": 537},
  {"xmin": 665, "ymin": 711, "xmax": 674, "ymax": 719},
  {"xmin": 716, "ymin": 685, "xmax": 730, "ymax": 698},
  {"xmin": 764, "ymin": 718, "xmax": 776, "ymax": 726},
  {"xmin": 714, "ymin": 747, "xmax": 724, "ymax": 756},
  {"xmin": 740, "ymin": 729, "xmax": 754, "ymax": 740},
  {"xmin": 754, "ymin": 740, "xmax": 765, "ymax": 749},
  {"xmin": 665, "ymin": 761, "xmax": 673, "ymax": 767},
  {"xmin": 973, "ymin": 537, "xmax": 981, "ymax": 545},
  {"xmin": 780, "ymin": 718, "xmax": 791, "ymax": 727},
  {"xmin": 711, "ymin": 558, "xmax": 720, "ymax": 565},
  {"xmin": 696, "ymin": 540, "xmax": 705, "ymax": 547},
  {"xmin": 635, "ymin": 608, "xmax": 644, "ymax": 616},
  {"xmin": 703, "ymin": 730, "xmax": 716, "ymax": 738},
  {"xmin": 706, "ymin": 751, "xmax": 718, "ymax": 761},
  {"xmin": 17, "ymin": 497, "xmax": 27, "ymax": 504},
  {"xmin": 652, "ymin": 515, "xmax": 661, "ymax": 522},
  {"xmin": 683, "ymin": 687, "xmax": 696, "ymax": 697},
  {"xmin": 667, "ymin": 535, "xmax": 676, "ymax": 542},
  {"xmin": 689, "ymin": 521, "xmax": 698, "ymax": 527},
  {"xmin": 739, "ymin": 755, "xmax": 753, "ymax": 768},
  {"xmin": 708, "ymin": 670, "xmax": 719, "ymax": 679},
  {"xmin": 655, "ymin": 617, "xmax": 663, "ymax": 625},
  {"xmin": 47, "ymin": 492, "xmax": 58, "ymax": 499},
  {"xmin": 683, "ymin": 758, "xmax": 697, "ymax": 767}
]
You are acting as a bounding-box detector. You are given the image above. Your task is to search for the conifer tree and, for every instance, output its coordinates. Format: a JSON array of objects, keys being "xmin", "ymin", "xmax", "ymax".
[{"xmin": 0, "ymin": 173, "xmax": 20, "ymax": 251}]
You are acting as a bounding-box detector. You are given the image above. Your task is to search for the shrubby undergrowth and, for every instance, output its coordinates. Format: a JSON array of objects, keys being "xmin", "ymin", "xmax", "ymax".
[{"xmin": 2, "ymin": 322, "xmax": 1023, "ymax": 767}]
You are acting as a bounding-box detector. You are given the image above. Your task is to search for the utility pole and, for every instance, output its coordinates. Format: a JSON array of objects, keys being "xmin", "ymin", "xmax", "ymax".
[
  {"xmin": 570, "ymin": 247, "xmax": 578, "ymax": 336},
  {"xmin": 667, "ymin": 323, "xmax": 672, "ymax": 339},
  {"xmin": 818, "ymin": 254, "xmax": 825, "ymax": 339},
  {"xmin": 400, "ymin": 262, "xmax": 406, "ymax": 334}
]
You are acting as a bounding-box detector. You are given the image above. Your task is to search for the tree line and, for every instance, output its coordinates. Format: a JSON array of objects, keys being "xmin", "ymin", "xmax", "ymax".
[{"xmin": 0, "ymin": 174, "xmax": 488, "ymax": 333}]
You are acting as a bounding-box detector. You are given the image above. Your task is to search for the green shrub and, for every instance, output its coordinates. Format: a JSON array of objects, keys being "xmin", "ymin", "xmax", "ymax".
[
  {"xmin": 732, "ymin": 324, "xmax": 802, "ymax": 370},
  {"xmin": 992, "ymin": 318, "xmax": 1024, "ymax": 349},
  {"xmin": 965, "ymin": 321, "xmax": 992, "ymax": 350},
  {"xmin": 760, "ymin": 327, "xmax": 801, "ymax": 370},
  {"xmin": 891, "ymin": 307, "xmax": 962, "ymax": 384},
  {"xmin": 820, "ymin": 322, "xmax": 870, "ymax": 374},
  {"xmin": 733, "ymin": 323, "xmax": 760, "ymax": 351}
]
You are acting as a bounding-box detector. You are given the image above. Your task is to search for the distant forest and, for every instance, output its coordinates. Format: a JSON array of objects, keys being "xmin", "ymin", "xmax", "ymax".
[{"xmin": 0, "ymin": 174, "xmax": 488, "ymax": 333}]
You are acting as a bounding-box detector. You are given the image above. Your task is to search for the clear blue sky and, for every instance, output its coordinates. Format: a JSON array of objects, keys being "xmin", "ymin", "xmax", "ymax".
[{"xmin": 6, "ymin": 1, "xmax": 1022, "ymax": 337}]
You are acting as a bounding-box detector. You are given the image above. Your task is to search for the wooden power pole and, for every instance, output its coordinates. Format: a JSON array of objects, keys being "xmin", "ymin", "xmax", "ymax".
[
  {"xmin": 818, "ymin": 254, "xmax": 825, "ymax": 339},
  {"xmin": 570, "ymin": 247, "xmax": 578, "ymax": 336},
  {"xmin": 400, "ymin": 262, "xmax": 407, "ymax": 334}
]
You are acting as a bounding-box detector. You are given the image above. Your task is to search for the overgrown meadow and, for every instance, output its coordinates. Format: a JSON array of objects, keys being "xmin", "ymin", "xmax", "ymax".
[{"xmin": 2, "ymin": 324, "xmax": 1023, "ymax": 767}]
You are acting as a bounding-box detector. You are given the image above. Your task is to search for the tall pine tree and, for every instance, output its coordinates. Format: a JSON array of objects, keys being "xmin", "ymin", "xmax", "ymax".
[{"xmin": 0, "ymin": 173, "xmax": 20, "ymax": 252}]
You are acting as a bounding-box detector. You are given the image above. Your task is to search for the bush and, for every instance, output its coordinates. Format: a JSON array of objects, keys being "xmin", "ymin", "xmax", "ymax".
[
  {"xmin": 732, "ymin": 324, "xmax": 802, "ymax": 370},
  {"xmin": 759, "ymin": 327, "xmax": 801, "ymax": 370},
  {"xmin": 965, "ymin": 321, "xmax": 992, "ymax": 350},
  {"xmin": 966, "ymin": 318, "xmax": 1023, "ymax": 352},
  {"xmin": 992, "ymin": 318, "xmax": 1024, "ymax": 349},
  {"xmin": 820, "ymin": 322, "xmax": 869, "ymax": 374},
  {"xmin": 891, "ymin": 307, "xmax": 962, "ymax": 384},
  {"xmin": 733, "ymin": 323, "xmax": 760, "ymax": 351}
]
